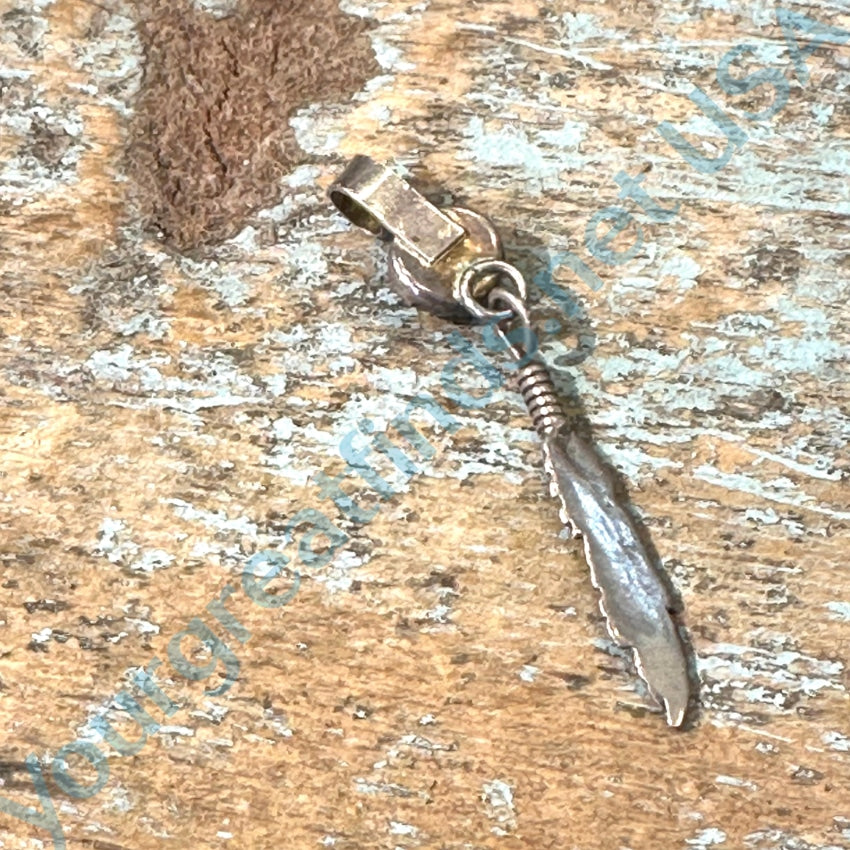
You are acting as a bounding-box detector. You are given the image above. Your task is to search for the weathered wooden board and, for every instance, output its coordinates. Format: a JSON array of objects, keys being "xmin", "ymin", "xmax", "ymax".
[{"xmin": 1, "ymin": 1, "xmax": 849, "ymax": 848}]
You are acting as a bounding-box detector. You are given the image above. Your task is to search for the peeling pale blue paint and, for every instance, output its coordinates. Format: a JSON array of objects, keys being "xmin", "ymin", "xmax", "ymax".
[
  {"xmin": 165, "ymin": 500, "xmax": 259, "ymax": 537},
  {"xmin": 459, "ymin": 116, "xmax": 584, "ymax": 194},
  {"xmin": 825, "ymin": 602, "xmax": 850, "ymax": 622},
  {"xmin": 693, "ymin": 465, "xmax": 850, "ymax": 521},
  {"xmin": 519, "ymin": 665, "xmax": 540, "ymax": 682},
  {"xmin": 190, "ymin": 0, "xmax": 239, "ymax": 18},
  {"xmin": 481, "ymin": 779, "xmax": 516, "ymax": 836},
  {"xmin": 686, "ymin": 828, "xmax": 728, "ymax": 848},
  {"xmin": 700, "ymin": 640, "xmax": 845, "ymax": 717}
]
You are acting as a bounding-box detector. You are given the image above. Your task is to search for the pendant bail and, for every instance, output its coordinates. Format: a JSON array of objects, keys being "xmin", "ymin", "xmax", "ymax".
[
  {"xmin": 329, "ymin": 154, "xmax": 504, "ymax": 323},
  {"xmin": 329, "ymin": 154, "xmax": 466, "ymax": 267}
]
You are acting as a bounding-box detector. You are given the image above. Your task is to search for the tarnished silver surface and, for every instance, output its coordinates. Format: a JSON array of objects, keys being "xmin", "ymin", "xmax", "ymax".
[
  {"xmin": 331, "ymin": 155, "xmax": 692, "ymax": 727},
  {"xmin": 329, "ymin": 154, "xmax": 465, "ymax": 266},
  {"xmin": 387, "ymin": 207, "xmax": 503, "ymax": 323},
  {"xmin": 514, "ymin": 356, "xmax": 690, "ymax": 727},
  {"xmin": 542, "ymin": 425, "xmax": 691, "ymax": 727}
]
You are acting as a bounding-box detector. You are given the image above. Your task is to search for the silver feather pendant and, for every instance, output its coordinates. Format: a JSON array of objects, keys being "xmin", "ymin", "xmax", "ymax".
[
  {"xmin": 519, "ymin": 363, "xmax": 691, "ymax": 726},
  {"xmin": 330, "ymin": 155, "xmax": 693, "ymax": 726}
]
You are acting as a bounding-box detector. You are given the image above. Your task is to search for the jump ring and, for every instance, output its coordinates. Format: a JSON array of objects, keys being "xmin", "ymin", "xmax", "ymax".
[{"xmin": 454, "ymin": 259, "xmax": 529, "ymax": 323}]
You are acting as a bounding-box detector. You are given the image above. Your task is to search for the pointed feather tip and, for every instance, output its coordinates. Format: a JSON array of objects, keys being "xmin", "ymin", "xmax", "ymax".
[
  {"xmin": 631, "ymin": 632, "xmax": 691, "ymax": 730},
  {"xmin": 662, "ymin": 690, "xmax": 688, "ymax": 728}
]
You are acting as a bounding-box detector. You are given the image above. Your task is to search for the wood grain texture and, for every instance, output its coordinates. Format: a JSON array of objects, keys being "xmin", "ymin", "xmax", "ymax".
[{"xmin": 1, "ymin": 1, "xmax": 849, "ymax": 849}]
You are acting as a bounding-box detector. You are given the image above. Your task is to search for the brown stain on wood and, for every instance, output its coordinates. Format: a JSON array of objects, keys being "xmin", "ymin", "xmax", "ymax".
[{"xmin": 128, "ymin": 0, "xmax": 379, "ymax": 251}]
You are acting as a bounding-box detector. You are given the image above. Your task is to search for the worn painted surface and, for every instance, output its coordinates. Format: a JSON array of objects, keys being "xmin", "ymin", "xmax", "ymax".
[{"xmin": 0, "ymin": 0, "xmax": 849, "ymax": 848}]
